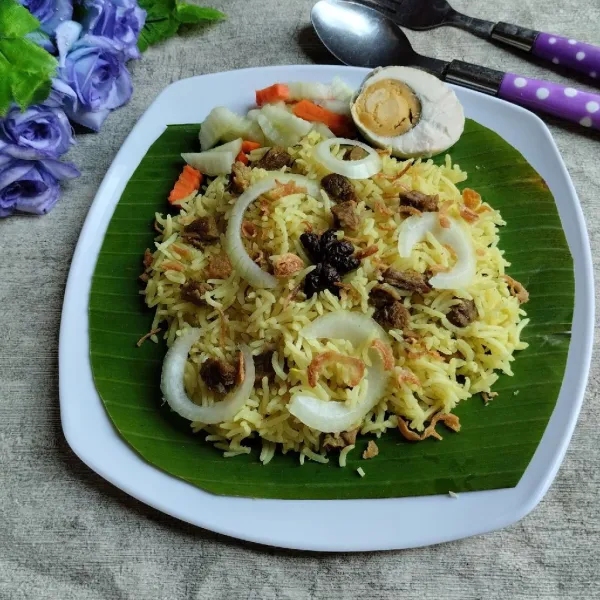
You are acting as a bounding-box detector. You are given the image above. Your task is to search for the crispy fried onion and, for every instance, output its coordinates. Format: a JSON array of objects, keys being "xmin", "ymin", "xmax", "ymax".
[
  {"xmin": 269, "ymin": 179, "xmax": 307, "ymax": 200},
  {"xmin": 241, "ymin": 220, "xmax": 257, "ymax": 238},
  {"xmin": 374, "ymin": 201, "xmax": 393, "ymax": 217},
  {"xmin": 462, "ymin": 188, "xmax": 481, "ymax": 210},
  {"xmin": 307, "ymin": 351, "xmax": 366, "ymax": 388},
  {"xmin": 398, "ymin": 413, "xmax": 461, "ymax": 442},
  {"xmin": 460, "ymin": 206, "xmax": 479, "ymax": 223},
  {"xmin": 370, "ymin": 339, "xmax": 394, "ymax": 371},
  {"xmin": 236, "ymin": 350, "xmax": 245, "ymax": 385},
  {"xmin": 136, "ymin": 327, "xmax": 161, "ymax": 347},
  {"xmin": 395, "ymin": 367, "xmax": 420, "ymax": 387},
  {"xmin": 438, "ymin": 200, "xmax": 453, "ymax": 229},
  {"xmin": 482, "ymin": 391, "xmax": 498, "ymax": 404},
  {"xmin": 504, "ymin": 275, "xmax": 530, "ymax": 304},
  {"xmin": 271, "ymin": 253, "xmax": 304, "ymax": 278},
  {"xmin": 143, "ymin": 248, "xmax": 153, "ymax": 269},
  {"xmin": 356, "ymin": 245, "xmax": 378, "ymax": 260},
  {"xmin": 399, "ymin": 205, "xmax": 422, "ymax": 217}
]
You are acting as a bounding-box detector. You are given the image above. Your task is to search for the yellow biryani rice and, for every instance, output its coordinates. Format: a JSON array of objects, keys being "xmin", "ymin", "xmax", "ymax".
[{"xmin": 143, "ymin": 131, "xmax": 529, "ymax": 465}]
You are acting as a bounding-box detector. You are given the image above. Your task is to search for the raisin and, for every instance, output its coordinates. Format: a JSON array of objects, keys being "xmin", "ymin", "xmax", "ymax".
[
  {"xmin": 300, "ymin": 232, "xmax": 322, "ymax": 262},
  {"xmin": 327, "ymin": 246, "xmax": 360, "ymax": 275},
  {"xmin": 303, "ymin": 263, "xmax": 341, "ymax": 297}
]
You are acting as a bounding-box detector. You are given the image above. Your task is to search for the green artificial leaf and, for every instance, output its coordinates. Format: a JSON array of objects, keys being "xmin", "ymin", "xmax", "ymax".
[
  {"xmin": 137, "ymin": 0, "xmax": 225, "ymax": 51},
  {"xmin": 137, "ymin": 17, "xmax": 180, "ymax": 52},
  {"xmin": 89, "ymin": 119, "xmax": 574, "ymax": 500},
  {"xmin": 174, "ymin": 2, "xmax": 225, "ymax": 23},
  {"xmin": 0, "ymin": 0, "xmax": 57, "ymax": 114}
]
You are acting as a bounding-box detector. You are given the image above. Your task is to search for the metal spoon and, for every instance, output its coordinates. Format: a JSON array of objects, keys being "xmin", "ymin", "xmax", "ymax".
[
  {"xmin": 311, "ymin": 1, "xmax": 600, "ymax": 131},
  {"xmin": 354, "ymin": 0, "xmax": 600, "ymax": 80}
]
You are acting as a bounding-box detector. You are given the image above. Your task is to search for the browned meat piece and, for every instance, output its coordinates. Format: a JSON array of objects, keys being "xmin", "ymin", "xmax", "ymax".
[
  {"xmin": 200, "ymin": 358, "xmax": 237, "ymax": 393},
  {"xmin": 344, "ymin": 146, "xmax": 368, "ymax": 161},
  {"xmin": 180, "ymin": 280, "xmax": 212, "ymax": 306},
  {"xmin": 321, "ymin": 173, "xmax": 356, "ymax": 203},
  {"xmin": 382, "ymin": 268, "xmax": 431, "ymax": 294},
  {"xmin": 254, "ymin": 350, "xmax": 275, "ymax": 385},
  {"xmin": 271, "ymin": 253, "xmax": 304, "ymax": 278},
  {"xmin": 331, "ymin": 201, "xmax": 360, "ymax": 231},
  {"xmin": 230, "ymin": 161, "xmax": 252, "ymax": 194},
  {"xmin": 182, "ymin": 216, "xmax": 220, "ymax": 248},
  {"xmin": 322, "ymin": 428, "xmax": 359, "ymax": 451},
  {"xmin": 446, "ymin": 299, "xmax": 477, "ymax": 327},
  {"xmin": 255, "ymin": 146, "xmax": 293, "ymax": 170},
  {"xmin": 373, "ymin": 302, "xmax": 410, "ymax": 331},
  {"xmin": 369, "ymin": 284, "xmax": 403, "ymax": 308},
  {"xmin": 400, "ymin": 190, "xmax": 439, "ymax": 213},
  {"xmin": 205, "ymin": 254, "xmax": 232, "ymax": 280},
  {"xmin": 362, "ymin": 440, "xmax": 379, "ymax": 460}
]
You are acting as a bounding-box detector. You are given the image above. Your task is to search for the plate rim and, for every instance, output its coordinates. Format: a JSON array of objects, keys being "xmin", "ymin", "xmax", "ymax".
[{"xmin": 59, "ymin": 64, "xmax": 594, "ymax": 551}]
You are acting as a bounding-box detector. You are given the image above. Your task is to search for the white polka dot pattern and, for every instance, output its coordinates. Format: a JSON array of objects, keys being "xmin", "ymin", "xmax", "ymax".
[
  {"xmin": 533, "ymin": 33, "xmax": 600, "ymax": 80},
  {"xmin": 500, "ymin": 73, "xmax": 600, "ymax": 131}
]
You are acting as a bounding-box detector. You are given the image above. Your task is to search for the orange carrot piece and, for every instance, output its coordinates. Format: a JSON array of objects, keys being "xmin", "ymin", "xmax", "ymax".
[
  {"xmin": 256, "ymin": 83, "xmax": 290, "ymax": 106},
  {"xmin": 235, "ymin": 150, "xmax": 249, "ymax": 165},
  {"xmin": 292, "ymin": 99, "xmax": 352, "ymax": 136},
  {"xmin": 241, "ymin": 140, "xmax": 261, "ymax": 152},
  {"xmin": 168, "ymin": 165, "xmax": 202, "ymax": 204}
]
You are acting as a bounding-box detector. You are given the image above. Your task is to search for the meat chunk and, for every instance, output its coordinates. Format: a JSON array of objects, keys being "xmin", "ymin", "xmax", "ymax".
[
  {"xmin": 180, "ymin": 280, "xmax": 212, "ymax": 306},
  {"xmin": 382, "ymin": 268, "xmax": 431, "ymax": 295},
  {"xmin": 369, "ymin": 284, "xmax": 403, "ymax": 308},
  {"xmin": 200, "ymin": 358, "xmax": 237, "ymax": 393},
  {"xmin": 271, "ymin": 253, "xmax": 304, "ymax": 278},
  {"xmin": 205, "ymin": 254, "xmax": 232, "ymax": 280},
  {"xmin": 331, "ymin": 201, "xmax": 361, "ymax": 231},
  {"xmin": 182, "ymin": 216, "xmax": 220, "ymax": 248},
  {"xmin": 373, "ymin": 301, "xmax": 410, "ymax": 331},
  {"xmin": 230, "ymin": 161, "xmax": 252, "ymax": 194},
  {"xmin": 400, "ymin": 190, "xmax": 439, "ymax": 213},
  {"xmin": 321, "ymin": 173, "xmax": 356, "ymax": 203},
  {"xmin": 322, "ymin": 428, "xmax": 359, "ymax": 451},
  {"xmin": 255, "ymin": 146, "xmax": 293, "ymax": 170},
  {"xmin": 446, "ymin": 299, "xmax": 477, "ymax": 327},
  {"xmin": 254, "ymin": 350, "xmax": 276, "ymax": 385},
  {"xmin": 344, "ymin": 146, "xmax": 368, "ymax": 161},
  {"xmin": 362, "ymin": 440, "xmax": 379, "ymax": 460}
]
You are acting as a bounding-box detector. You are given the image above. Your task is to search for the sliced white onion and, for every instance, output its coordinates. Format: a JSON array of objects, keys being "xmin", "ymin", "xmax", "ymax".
[
  {"xmin": 314, "ymin": 137, "xmax": 382, "ymax": 179},
  {"xmin": 199, "ymin": 107, "xmax": 240, "ymax": 150},
  {"xmin": 161, "ymin": 329, "xmax": 255, "ymax": 424},
  {"xmin": 288, "ymin": 312, "xmax": 391, "ymax": 433},
  {"xmin": 181, "ymin": 150, "xmax": 236, "ymax": 176},
  {"xmin": 316, "ymin": 98, "xmax": 352, "ymax": 116},
  {"xmin": 329, "ymin": 76, "xmax": 355, "ymax": 102},
  {"xmin": 225, "ymin": 174, "xmax": 321, "ymax": 289},
  {"xmin": 397, "ymin": 212, "xmax": 476, "ymax": 289},
  {"xmin": 212, "ymin": 138, "xmax": 243, "ymax": 155},
  {"xmin": 287, "ymin": 81, "xmax": 330, "ymax": 101},
  {"xmin": 311, "ymin": 122, "xmax": 336, "ymax": 139}
]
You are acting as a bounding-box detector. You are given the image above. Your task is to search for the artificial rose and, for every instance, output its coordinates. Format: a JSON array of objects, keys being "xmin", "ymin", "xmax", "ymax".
[
  {"xmin": 0, "ymin": 156, "xmax": 79, "ymax": 218},
  {"xmin": 56, "ymin": 26, "xmax": 133, "ymax": 131},
  {"xmin": 18, "ymin": 0, "xmax": 73, "ymax": 35},
  {"xmin": 81, "ymin": 0, "xmax": 147, "ymax": 60},
  {"xmin": 0, "ymin": 105, "xmax": 75, "ymax": 160}
]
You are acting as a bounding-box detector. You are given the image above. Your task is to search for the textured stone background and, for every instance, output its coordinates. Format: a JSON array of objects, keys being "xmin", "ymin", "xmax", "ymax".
[{"xmin": 1, "ymin": 1, "xmax": 598, "ymax": 598}]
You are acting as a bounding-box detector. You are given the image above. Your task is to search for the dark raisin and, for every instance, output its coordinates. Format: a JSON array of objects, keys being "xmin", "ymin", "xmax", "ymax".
[
  {"xmin": 300, "ymin": 232, "xmax": 322, "ymax": 262},
  {"xmin": 327, "ymin": 246, "xmax": 360, "ymax": 275},
  {"xmin": 319, "ymin": 229, "xmax": 339, "ymax": 253},
  {"xmin": 303, "ymin": 263, "xmax": 341, "ymax": 297},
  {"xmin": 200, "ymin": 358, "xmax": 236, "ymax": 393}
]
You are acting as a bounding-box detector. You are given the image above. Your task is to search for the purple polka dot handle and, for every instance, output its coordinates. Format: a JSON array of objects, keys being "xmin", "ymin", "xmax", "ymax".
[
  {"xmin": 533, "ymin": 33, "xmax": 600, "ymax": 80},
  {"xmin": 499, "ymin": 74, "xmax": 600, "ymax": 130}
]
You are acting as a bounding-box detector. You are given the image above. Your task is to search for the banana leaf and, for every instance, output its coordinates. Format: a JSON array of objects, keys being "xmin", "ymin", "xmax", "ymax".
[{"xmin": 89, "ymin": 120, "xmax": 573, "ymax": 500}]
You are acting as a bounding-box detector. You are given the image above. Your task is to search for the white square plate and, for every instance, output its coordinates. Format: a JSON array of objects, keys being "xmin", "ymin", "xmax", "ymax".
[{"xmin": 59, "ymin": 65, "xmax": 594, "ymax": 551}]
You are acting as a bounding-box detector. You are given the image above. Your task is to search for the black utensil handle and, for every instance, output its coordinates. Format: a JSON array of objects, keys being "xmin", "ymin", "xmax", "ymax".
[
  {"xmin": 443, "ymin": 60, "xmax": 505, "ymax": 96},
  {"xmin": 490, "ymin": 22, "xmax": 539, "ymax": 52}
]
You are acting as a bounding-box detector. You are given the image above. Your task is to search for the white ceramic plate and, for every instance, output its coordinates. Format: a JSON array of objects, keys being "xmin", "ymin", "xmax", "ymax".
[{"xmin": 59, "ymin": 65, "xmax": 594, "ymax": 551}]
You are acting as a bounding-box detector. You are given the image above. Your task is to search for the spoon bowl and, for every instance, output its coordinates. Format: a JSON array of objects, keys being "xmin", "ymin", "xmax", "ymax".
[{"xmin": 311, "ymin": 0, "xmax": 446, "ymax": 75}]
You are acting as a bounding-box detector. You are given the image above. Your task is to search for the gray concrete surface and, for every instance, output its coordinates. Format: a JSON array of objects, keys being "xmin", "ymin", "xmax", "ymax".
[{"xmin": 1, "ymin": 1, "xmax": 598, "ymax": 598}]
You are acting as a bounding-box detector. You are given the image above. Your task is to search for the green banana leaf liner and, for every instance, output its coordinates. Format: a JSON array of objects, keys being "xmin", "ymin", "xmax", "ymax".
[{"xmin": 89, "ymin": 120, "xmax": 573, "ymax": 500}]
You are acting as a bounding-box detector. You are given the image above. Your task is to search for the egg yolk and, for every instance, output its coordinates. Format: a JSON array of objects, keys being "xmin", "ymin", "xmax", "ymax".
[{"xmin": 354, "ymin": 79, "xmax": 421, "ymax": 137}]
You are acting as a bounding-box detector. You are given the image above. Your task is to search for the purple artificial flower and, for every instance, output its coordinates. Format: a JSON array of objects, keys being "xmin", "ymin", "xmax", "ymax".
[
  {"xmin": 56, "ymin": 23, "xmax": 133, "ymax": 131},
  {"xmin": 18, "ymin": 0, "xmax": 73, "ymax": 36},
  {"xmin": 0, "ymin": 105, "xmax": 75, "ymax": 160},
  {"xmin": 0, "ymin": 156, "xmax": 79, "ymax": 218},
  {"xmin": 81, "ymin": 0, "xmax": 146, "ymax": 60}
]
